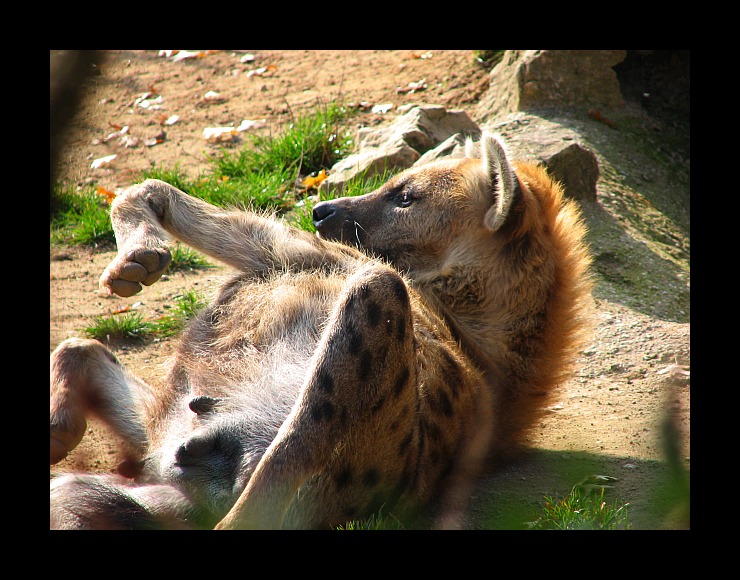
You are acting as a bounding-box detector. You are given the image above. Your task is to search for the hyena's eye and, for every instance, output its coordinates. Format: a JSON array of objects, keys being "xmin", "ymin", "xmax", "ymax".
[
  {"xmin": 386, "ymin": 182, "xmax": 416, "ymax": 208},
  {"xmin": 398, "ymin": 192, "xmax": 413, "ymax": 208}
]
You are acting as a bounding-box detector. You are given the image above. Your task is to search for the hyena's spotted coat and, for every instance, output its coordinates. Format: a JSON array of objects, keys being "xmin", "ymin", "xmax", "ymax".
[{"xmin": 50, "ymin": 132, "xmax": 593, "ymax": 529}]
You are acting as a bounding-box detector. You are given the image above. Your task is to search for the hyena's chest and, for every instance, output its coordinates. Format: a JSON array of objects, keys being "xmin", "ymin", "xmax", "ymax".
[{"xmin": 173, "ymin": 270, "xmax": 348, "ymax": 398}]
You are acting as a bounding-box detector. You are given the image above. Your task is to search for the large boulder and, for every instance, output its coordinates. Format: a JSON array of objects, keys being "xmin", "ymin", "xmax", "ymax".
[
  {"xmin": 414, "ymin": 113, "xmax": 601, "ymax": 202},
  {"xmin": 476, "ymin": 50, "xmax": 627, "ymax": 122}
]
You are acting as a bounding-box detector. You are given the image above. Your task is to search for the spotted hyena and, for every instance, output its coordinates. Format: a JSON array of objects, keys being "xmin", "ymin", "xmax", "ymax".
[{"xmin": 50, "ymin": 131, "xmax": 593, "ymax": 529}]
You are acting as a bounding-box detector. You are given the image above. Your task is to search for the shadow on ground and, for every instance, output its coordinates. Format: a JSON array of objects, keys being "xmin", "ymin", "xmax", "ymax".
[{"xmin": 467, "ymin": 447, "xmax": 689, "ymax": 530}]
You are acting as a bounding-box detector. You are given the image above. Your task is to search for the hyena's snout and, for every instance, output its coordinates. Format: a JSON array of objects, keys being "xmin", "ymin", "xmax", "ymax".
[{"xmin": 313, "ymin": 199, "xmax": 365, "ymax": 245}]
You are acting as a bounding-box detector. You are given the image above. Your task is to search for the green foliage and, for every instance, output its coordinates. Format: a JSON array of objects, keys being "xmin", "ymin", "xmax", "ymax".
[
  {"xmin": 169, "ymin": 243, "xmax": 213, "ymax": 272},
  {"xmin": 50, "ymin": 185, "xmax": 114, "ymax": 246},
  {"xmin": 150, "ymin": 290, "xmax": 208, "ymax": 338},
  {"xmin": 337, "ymin": 511, "xmax": 405, "ymax": 530},
  {"xmin": 214, "ymin": 102, "xmax": 355, "ymax": 178},
  {"xmin": 139, "ymin": 164, "xmax": 195, "ymax": 193},
  {"xmin": 527, "ymin": 485, "xmax": 631, "ymax": 530},
  {"xmin": 83, "ymin": 290, "xmax": 208, "ymax": 342},
  {"xmin": 84, "ymin": 311, "xmax": 155, "ymax": 342},
  {"xmin": 50, "ymin": 104, "xmax": 359, "ymax": 251}
]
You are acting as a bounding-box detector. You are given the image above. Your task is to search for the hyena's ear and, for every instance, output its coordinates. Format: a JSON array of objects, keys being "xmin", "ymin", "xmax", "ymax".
[{"xmin": 478, "ymin": 132, "xmax": 518, "ymax": 232}]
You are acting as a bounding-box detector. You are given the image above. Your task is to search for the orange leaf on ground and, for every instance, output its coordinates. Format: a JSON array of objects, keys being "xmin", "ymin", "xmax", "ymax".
[
  {"xmin": 301, "ymin": 169, "xmax": 328, "ymax": 190},
  {"xmin": 97, "ymin": 186, "xmax": 117, "ymax": 204}
]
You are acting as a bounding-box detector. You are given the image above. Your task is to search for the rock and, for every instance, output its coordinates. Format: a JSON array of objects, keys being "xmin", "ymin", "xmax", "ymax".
[
  {"xmin": 325, "ymin": 140, "xmax": 421, "ymax": 194},
  {"xmin": 476, "ymin": 50, "xmax": 627, "ymax": 121},
  {"xmin": 415, "ymin": 133, "xmax": 473, "ymax": 165},
  {"xmin": 322, "ymin": 105, "xmax": 479, "ymax": 195},
  {"xmin": 483, "ymin": 113, "xmax": 600, "ymax": 202},
  {"xmin": 325, "ymin": 101, "xmax": 599, "ymax": 202},
  {"xmin": 540, "ymin": 141, "xmax": 600, "ymax": 202}
]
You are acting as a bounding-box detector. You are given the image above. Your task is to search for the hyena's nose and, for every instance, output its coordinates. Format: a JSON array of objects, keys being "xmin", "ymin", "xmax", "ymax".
[
  {"xmin": 312, "ymin": 200, "xmax": 337, "ymax": 230},
  {"xmin": 313, "ymin": 199, "xmax": 351, "ymax": 242}
]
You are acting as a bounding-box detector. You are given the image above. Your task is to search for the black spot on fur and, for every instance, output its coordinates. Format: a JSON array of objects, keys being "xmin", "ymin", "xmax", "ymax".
[
  {"xmin": 426, "ymin": 420, "xmax": 443, "ymax": 443},
  {"xmin": 363, "ymin": 468, "xmax": 380, "ymax": 488},
  {"xmin": 442, "ymin": 351, "xmax": 463, "ymax": 399},
  {"xmin": 396, "ymin": 317, "xmax": 407, "ymax": 342},
  {"xmin": 188, "ymin": 395, "xmax": 221, "ymax": 415},
  {"xmin": 317, "ymin": 369, "xmax": 334, "ymax": 395},
  {"xmin": 393, "ymin": 366, "xmax": 410, "ymax": 398},
  {"xmin": 411, "ymin": 419, "xmax": 427, "ymax": 489},
  {"xmin": 348, "ymin": 328, "xmax": 362, "ymax": 354},
  {"xmin": 366, "ymin": 301, "xmax": 381, "ymax": 327},
  {"xmin": 392, "ymin": 277, "xmax": 408, "ymax": 303},
  {"xmin": 371, "ymin": 393, "xmax": 388, "ymax": 415},
  {"xmin": 335, "ymin": 467, "xmax": 353, "ymax": 491},
  {"xmin": 437, "ymin": 391, "xmax": 453, "ymax": 417},
  {"xmin": 310, "ymin": 401, "xmax": 335, "ymax": 422},
  {"xmin": 359, "ymin": 350, "xmax": 373, "ymax": 380},
  {"xmin": 428, "ymin": 390, "xmax": 453, "ymax": 418},
  {"xmin": 399, "ymin": 432, "xmax": 413, "ymax": 455}
]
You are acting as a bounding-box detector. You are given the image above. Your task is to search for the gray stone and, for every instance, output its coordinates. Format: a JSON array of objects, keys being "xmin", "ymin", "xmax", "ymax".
[
  {"xmin": 476, "ymin": 50, "xmax": 627, "ymax": 122},
  {"xmin": 540, "ymin": 142, "xmax": 600, "ymax": 202},
  {"xmin": 415, "ymin": 132, "xmax": 475, "ymax": 166},
  {"xmin": 322, "ymin": 105, "xmax": 480, "ymax": 195},
  {"xmin": 324, "ymin": 141, "xmax": 421, "ymax": 195}
]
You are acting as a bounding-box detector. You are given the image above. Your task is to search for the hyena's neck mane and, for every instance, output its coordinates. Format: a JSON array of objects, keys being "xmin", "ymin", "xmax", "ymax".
[{"xmin": 413, "ymin": 160, "xmax": 593, "ymax": 449}]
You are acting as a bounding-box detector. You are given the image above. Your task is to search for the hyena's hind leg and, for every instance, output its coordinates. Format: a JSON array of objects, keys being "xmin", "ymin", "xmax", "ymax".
[
  {"xmin": 216, "ymin": 263, "xmax": 422, "ymax": 529},
  {"xmin": 50, "ymin": 338, "xmax": 157, "ymax": 468}
]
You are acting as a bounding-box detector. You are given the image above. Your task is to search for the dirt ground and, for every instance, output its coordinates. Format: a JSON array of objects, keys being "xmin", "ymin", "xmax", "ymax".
[{"xmin": 50, "ymin": 50, "xmax": 690, "ymax": 530}]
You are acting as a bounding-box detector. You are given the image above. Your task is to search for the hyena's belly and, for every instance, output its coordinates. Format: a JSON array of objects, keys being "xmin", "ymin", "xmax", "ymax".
[{"xmin": 143, "ymin": 270, "xmax": 346, "ymax": 518}]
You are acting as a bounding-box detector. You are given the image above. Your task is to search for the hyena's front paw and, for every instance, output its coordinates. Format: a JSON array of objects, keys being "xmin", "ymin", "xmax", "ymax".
[{"xmin": 99, "ymin": 246, "xmax": 172, "ymax": 297}]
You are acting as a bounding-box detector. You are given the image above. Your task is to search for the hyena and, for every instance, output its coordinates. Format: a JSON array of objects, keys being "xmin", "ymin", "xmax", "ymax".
[{"xmin": 49, "ymin": 131, "xmax": 593, "ymax": 529}]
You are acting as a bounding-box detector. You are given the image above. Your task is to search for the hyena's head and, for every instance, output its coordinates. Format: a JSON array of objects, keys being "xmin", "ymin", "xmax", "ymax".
[{"xmin": 313, "ymin": 131, "xmax": 523, "ymax": 277}]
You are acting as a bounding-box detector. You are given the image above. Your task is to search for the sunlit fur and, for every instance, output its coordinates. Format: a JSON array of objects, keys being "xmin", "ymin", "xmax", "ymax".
[{"xmin": 50, "ymin": 132, "xmax": 593, "ymax": 529}]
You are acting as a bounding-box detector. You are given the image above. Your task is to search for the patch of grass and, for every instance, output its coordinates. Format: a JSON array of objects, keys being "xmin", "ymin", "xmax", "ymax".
[
  {"xmin": 527, "ymin": 485, "xmax": 631, "ymax": 530},
  {"xmin": 151, "ymin": 290, "xmax": 208, "ymax": 338},
  {"xmin": 50, "ymin": 184, "xmax": 114, "ymax": 246},
  {"xmin": 169, "ymin": 243, "xmax": 213, "ymax": 272},
  {"xmin": 51, "ymin": 103, "xmax": 359, "ymax": 251},
  {"xmin": 337, "ymin": 511, "xmax": 405, "ymax": 530},
  {"xmin": 213, "ymin": 102, "xmax": 355, "ymax": 178},
  {"xmin": 138, "ymin": 164, "xmax": 196, "ymax": 194},
  {"xmin": 84, "ymin": 311, "xmax": 155, "ymax": 342},
  {"xmin": 83, "ymin": 290, "xmax": 208, "ymax": 342}
]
